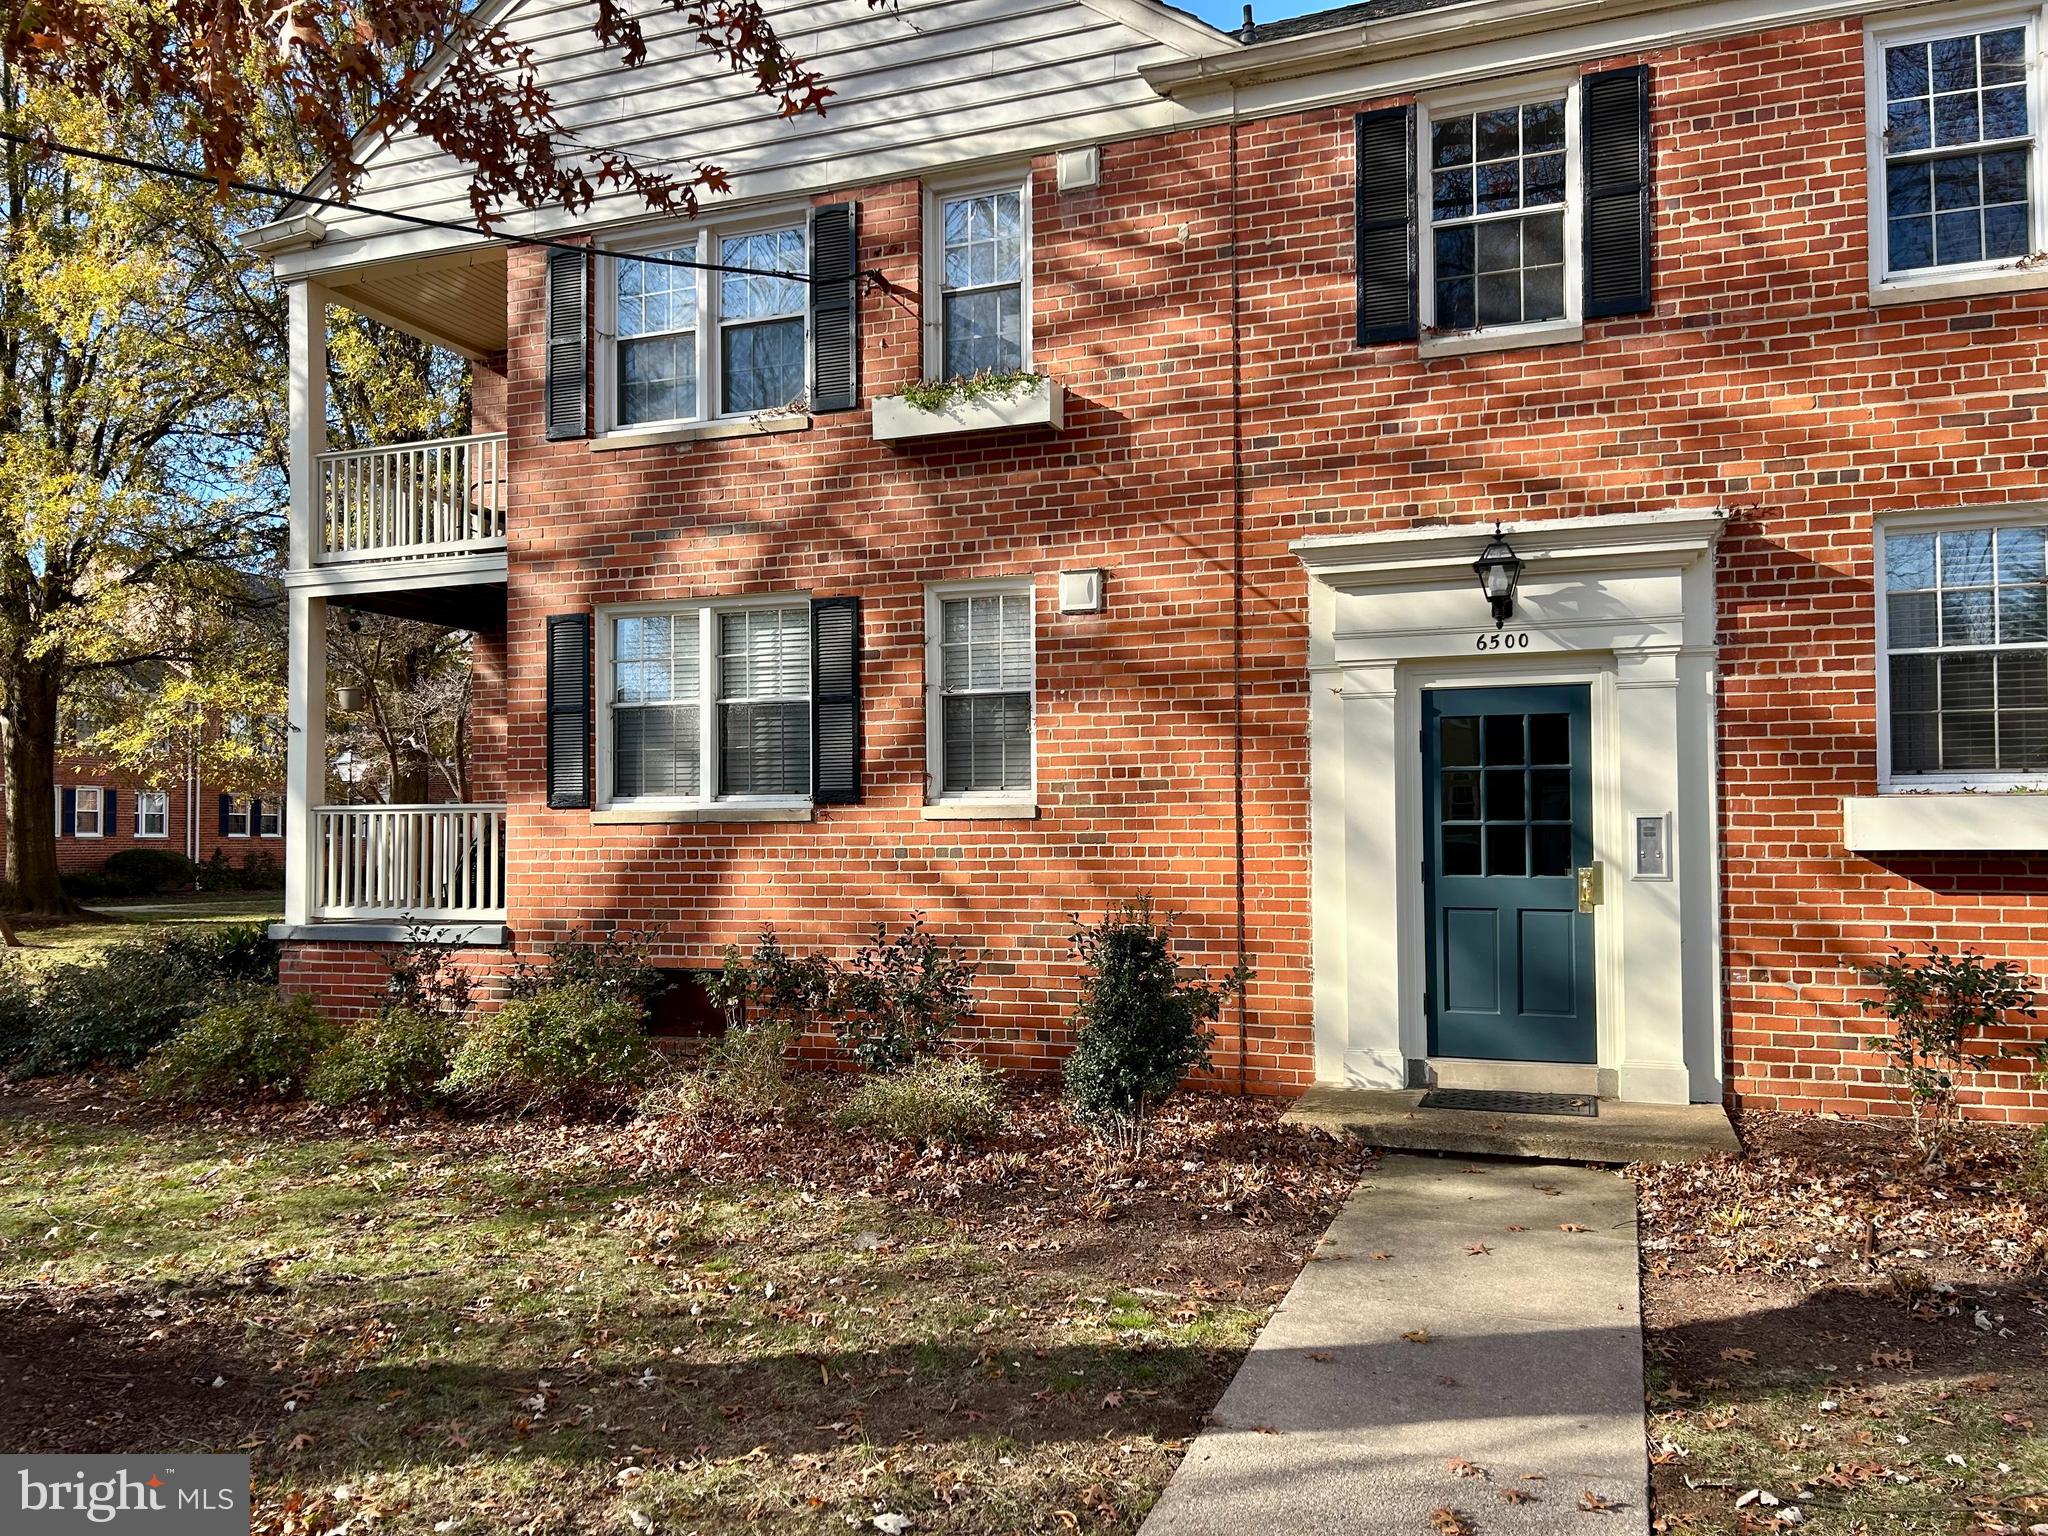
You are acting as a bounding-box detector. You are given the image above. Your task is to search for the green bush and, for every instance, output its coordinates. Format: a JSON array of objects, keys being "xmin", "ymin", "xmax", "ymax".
[
  {"xmin": 506, "ymin": 930, "xmax": 668, "ymax": 1011},
  {"xmin": 835, "ymin": 1055, "xmax": 1001, "ymax": 1142},
  {"xmin": 1061, "ymin": 900, "xmax": 1245, "ymax": 1152},
  {"xmin": 100, "ymin": 848, "xmax": 198, "ymax": 897},
  {"xmin": 835, "ymin": 916, "xmax": 976, "ymax": 1074},
  {"xmin": 0, "ymin": 962, "xmax": 38, "ymax": 1066},
  {"xmin": 196, "ymin": 848, "xmax": 286, "ymax": 893},
  {"xmin": 1862, "ymin": 944, "xmax": 2040, "ymax": 1168},
  {"xmin": 382, "ymin": 924, "xmax": 477, "ymax": 1020},
  {"xmin": 308, "ymin": 1005, "xmax": 459, "ymax": 1109},
  {"xmin": 141, "ymin": 992, "xmax": 337, "ymax": 1103},
  {"xmin": 19, "ymin": 922, "xmax": 280, "ymax": 1074},
  {"xmin": 441, "ymin": 983, "xmax": 652, "ymax": 1111},
  {"xmin": 710, "ymin": 928, "xmax": 836, "ymax": 1031}
]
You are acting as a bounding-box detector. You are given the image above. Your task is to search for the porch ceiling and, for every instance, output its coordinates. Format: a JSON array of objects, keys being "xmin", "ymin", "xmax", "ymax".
[{"xmin": 327, "ymin": 246, "xmax": 508, "ymax": 360}]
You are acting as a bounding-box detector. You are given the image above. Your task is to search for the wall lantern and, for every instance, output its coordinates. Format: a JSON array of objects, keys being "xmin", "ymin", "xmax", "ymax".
[{"xmin": 1472, "ymin": 524, "xmax": 1523, "ymax": 630}]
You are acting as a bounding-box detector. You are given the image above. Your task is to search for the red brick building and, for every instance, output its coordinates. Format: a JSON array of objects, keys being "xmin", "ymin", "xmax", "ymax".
[{"xmin": 250, "ymin": 0, "xmax": 2048, "ymax": 1121}]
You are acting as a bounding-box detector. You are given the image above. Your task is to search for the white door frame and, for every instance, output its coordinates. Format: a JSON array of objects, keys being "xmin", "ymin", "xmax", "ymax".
[{"xmin": 1295, "ymin": 507, "xmax": 1726, "ymax": 1105}]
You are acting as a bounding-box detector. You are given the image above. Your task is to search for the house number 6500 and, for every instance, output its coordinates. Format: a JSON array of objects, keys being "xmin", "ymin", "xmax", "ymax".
[{"xmin": 1474, "ymin": 631, "xmax": 1532, "ymax": 651}]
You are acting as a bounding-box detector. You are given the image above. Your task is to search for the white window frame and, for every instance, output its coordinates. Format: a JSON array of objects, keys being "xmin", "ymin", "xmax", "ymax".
[
  {"xmin": 258, "ymin": 801, "xmax": 281, "ymax": 838},
  {"xmin": 595, "ymin": 595, "xmax": 815, "ymax": 811},
  {"xmin": 924, "ymin": 578, "xmax": 1038, "ymax": 807},
  {"xmin": 72, "ymin": 785, "xmax": 103, "ymax": 838},
  {"xmin": 1416, "ymin": 72, "xmax": 1584, "ymax": 358},
  {"xmin": 1866, "ymin": 5, "xmax": 2048, "ymax": 305},
  {"xmin": 225, "ymin": 800, "xmax": 250, "ymax": 838},
  {"xmin": 922, "ymin": 171, "xmax": 1034, "ymax": 381},
  {"xmin": 597, "ymin": 209, "xmax": 812, "ymax": 436},
  {"xmin": 1875, "ymin": 504, "xmax": 2048, "ymax": 790},
  {"xmin": 136, "ymin": 789, "xmax": 169, "ymax": 839}
]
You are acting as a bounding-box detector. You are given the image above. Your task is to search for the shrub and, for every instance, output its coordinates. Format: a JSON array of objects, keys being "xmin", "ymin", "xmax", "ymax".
[
  {"xmin": 196, "ymin": 848, "xmax": 286, "ymax": 893},
  {"xmin": 1061, "ymin": 900, "xmax": 1246, "ymax": 1152},
  {"xmin": 441, "ymin": 983, "xmax": 652, "ymax": 1111},
  {"xmin": 307, "ymin": 1005, "xmax": 459, "ymax": 1109},
  {"xmin": 640, "ymin": 1018, "xmax": 809, "ymax": 1121},
  {"xmin": 710, "ymin": 928, "xmax": 836, "ymax": 1031},
  {"xmin": 141, "ymin": 992, "xmax": 337, "ymax": 1103},
  {"xmin": 0, "ymin": 962, "xmax": 37, "ymax": 1067},
  {"xmin": 99, "ymin": 848, "xmax": 198, "ymax": 897},
  {"xmin": 506, "ymin": 930, "xmax": 668, "ymax": 1011},
  {"xmin": 382, "ymin": 923, "xmax": 477, "ymax": 1021},
  {"xmin": 1863, "ymin": 944, "xmax": 2040, "ymax": 1168},
  {"xmin": 20, "ymin": 922, "xmax": 280, "ymax": 1074},
  {"xmin": 835, "ymin": 916, "xmax": 976, "ymax": 1074},
  {"xmin": 835, "ymin": 1055, "xmax": 1002, "ymax": 1142}
]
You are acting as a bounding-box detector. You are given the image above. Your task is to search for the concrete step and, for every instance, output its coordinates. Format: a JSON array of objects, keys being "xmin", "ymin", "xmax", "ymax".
[{"xmin": 1284, "ymin": 1085, "xmax": 1739, "ymax": 1165}]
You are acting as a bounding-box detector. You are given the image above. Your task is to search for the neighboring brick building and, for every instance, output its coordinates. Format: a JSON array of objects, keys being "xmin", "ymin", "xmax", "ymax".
[{"xmin": 250, "ymin": 0, "xmax": 2048, "ymax": 1122}]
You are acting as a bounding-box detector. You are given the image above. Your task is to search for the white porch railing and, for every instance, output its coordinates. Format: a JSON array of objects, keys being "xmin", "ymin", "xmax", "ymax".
[
  {"xmin": 316, "ymin": 432, "xmax": 507, "ymax": 564},
  {"xmin": 312, "ymin": 804, "xmax": 507, "ymax": 921}
]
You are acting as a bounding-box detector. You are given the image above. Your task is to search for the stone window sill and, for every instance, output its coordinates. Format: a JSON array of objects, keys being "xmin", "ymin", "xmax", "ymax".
[
  {"xmin": 1419, "ymin": 319, "xmax": 1583, "ymax": 359},
  {"xmin": 592, "ymin": 804, "xmax": 813, "ymax": 825},
  {"xmin": 1868, "ymin": 264, "xmax": 2048, "ymax": 308},
  {"xmin": 591, "ymin": 413, "xmax": 810, "ymax": 452},
  {"xmin": 920, "ymin": 801, "xmax": 1038, "ymax": 821},
  {"xmin": 1841, "ymin": 793, "xmax": 2048, "ymax": 852}
]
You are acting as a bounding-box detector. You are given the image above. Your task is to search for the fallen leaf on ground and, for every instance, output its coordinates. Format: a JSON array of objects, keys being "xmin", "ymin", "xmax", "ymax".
[
  {"xmin": 1447, "ymin": 1458, "xmax": 1487, "ymax": 1479},
  {"xmin": 1559, "ymin": 1223, "xmax": 1591, "ymax": 1234},
  {"xmin": 1304, "ymin": 1351, "xmax": 1333, "ymax": 1363},
  {"xmin": 1719, "ymin": 1348, "xmax": 1757, "ymax": 1363},
  {"xmin": 1403, "ymin": 1329, "xmax": 1434, "ymax": 1344},
  {"xmin": 1501, "ymin": 1488, "xmax": 1535, "ymax": 1505},
  {"xmin": 1429, "ymin": 1508, "xmax": 1476, "ymax": 1536},
  {"xmin": 1579, "ymin": 1490, "xmax": 1621, "ymax": 1512},
  {"xmin": 1466, "ymin": 1243, "xmax": 1491, "ymax": 1256}
]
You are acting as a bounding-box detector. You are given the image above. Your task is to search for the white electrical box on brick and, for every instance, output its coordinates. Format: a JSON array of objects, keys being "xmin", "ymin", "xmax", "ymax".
[{"xmin": 1059, "ymin": 569, "xmax": 1105, "ymax": 614}]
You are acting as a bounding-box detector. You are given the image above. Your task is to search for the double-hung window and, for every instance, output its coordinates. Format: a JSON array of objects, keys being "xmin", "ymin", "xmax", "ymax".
[
  {"xmin": 1420, "ymin": 84, "xmax": 1578, "ymax": 339},
  {"xmin": 137, "ymin": 790, "xmax": 168, "ymax": 838},
  {"xmin": 225, "ymin": 800, "xmax": 250, "ymax": 837},
  {"xmin": 605, "ymin": 602, "xmax": 812, "ymax": 806},
  {"xmin": 607, "ymin": 221, "xmax": 809, "ymax": 429},
  {"xmin": 74, "ymin": 786, "xmax": 102, "ymax": 837},
  {"xmin": 1869, "ymin": 12, "xmax": 2045, "ymax": 292},
  {"xmin": 258, "ymin": 801, "xmax": 281, "ymax": 837},
  {"xmin": 927, "ymin": 584, "xmax": 1035, "ymax": 800},
  {"xmin": 926, "ymin": 178, "xmax": 1029, "ymax": 379},
  {"xmin": 1881, "ymin": 516, "xmax": 2048, "ymax": 783}
]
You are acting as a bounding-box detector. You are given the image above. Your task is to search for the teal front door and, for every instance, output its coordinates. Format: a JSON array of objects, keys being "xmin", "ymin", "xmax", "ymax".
[{"xmin": 1423, "ymin": 685, "xmax": 1596, "ymax": 1064}]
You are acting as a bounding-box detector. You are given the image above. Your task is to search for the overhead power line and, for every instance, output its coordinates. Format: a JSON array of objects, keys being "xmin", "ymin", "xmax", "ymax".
[{"xmin": 0, "ymin": 127, "xmax": 812, "ymax": 282}]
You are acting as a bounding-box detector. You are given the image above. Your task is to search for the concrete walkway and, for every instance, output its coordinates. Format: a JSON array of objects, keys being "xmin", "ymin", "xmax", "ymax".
[{"xmin": 1143, "ymin": 1156, "xmax": 1646, "ymax": 1534}]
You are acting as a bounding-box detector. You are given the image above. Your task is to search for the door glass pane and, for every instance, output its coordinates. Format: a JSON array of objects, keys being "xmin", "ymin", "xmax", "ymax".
[
  {"xmin": 1483, "ymin": 714, "xmax": 1524, "ymax": 764},
  {"xmin": 1442, "ymin": 770, "xmax": 1481, "ymax": 821},
  {"xmin": 1485, "ymin": 768, "xmax": 1525, "ymax": 821},
  {"xmin": 1443, "ymin": 824, "xmax": 1482, "ymax": 876},
  {"xmin": 1527, "ymin": 713, "xmax": 1569, "ymax": 764},
  {"xmin": 1530, "ymin": 768, "xmax": 1571, "ymax": 821},
  {"xmin": 1531, "ymin": 823, "xmax": 1572, "ymax": 877},
  {"xmin": 1441, "ymin": 716, "xmax": 1481, "ymax": 766},
  {"xmin": 1486, "ymin": 824, "xmax": 1526, "ymax": 877}
]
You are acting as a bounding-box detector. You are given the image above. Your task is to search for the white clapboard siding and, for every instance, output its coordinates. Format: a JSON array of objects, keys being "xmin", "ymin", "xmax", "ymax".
[
  {"xmin": 314, "ymin": 805, "xmax": 508, "ymax": 920},
  {"xmin": 296, "ymin": 0, "xmax": 1215, "ymax": 269}
]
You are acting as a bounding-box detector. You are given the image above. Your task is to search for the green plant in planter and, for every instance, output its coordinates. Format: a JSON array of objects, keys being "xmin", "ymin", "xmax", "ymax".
[
  {"xmin": 1861, "ymin": 944, "xmax": 2040, "ymax": 1168},
  {"xmin": 892, "ymin": 368, "xmax": 1043, "ymax": 414}
]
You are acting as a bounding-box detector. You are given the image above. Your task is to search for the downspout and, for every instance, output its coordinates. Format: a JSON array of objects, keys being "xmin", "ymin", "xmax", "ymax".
[{"xmin": 1229, "ymin": 102, "xmax": 1248, "ymax": 1096}]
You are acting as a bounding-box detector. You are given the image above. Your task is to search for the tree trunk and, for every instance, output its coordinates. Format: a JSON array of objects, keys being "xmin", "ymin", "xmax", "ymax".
[{"xmin": 5, "ymin": 660, "xmax": 70, "ymax": 915}]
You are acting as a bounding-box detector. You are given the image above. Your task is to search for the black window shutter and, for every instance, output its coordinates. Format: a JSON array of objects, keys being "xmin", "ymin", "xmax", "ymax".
[
  {"xmin": 217, "ymin": 793, "xmax": 230, "ymax": 835},
  {"xmin": 809, "ymin": 203, "xmax": 860, "ymax": 413},
  {"xmin": 60, "ymin": 787, "xmax": 75, "ymax": 837},
  {"xmin": 1355, "ymin": 104, "xmax": 1418, "ymax": 345},
  {"xmin": 104, "ymin": 788, "xmax": 116, "ymax": 832},
  {"xmin": 1583, "ymin": 65, "xmax": 1654, "ymax": 318},
  {"xmin": 811, "ymin": 597, "xmax": 862, "ymax": 805},
  {"xmin": 545, "ymin": 247, "xmax": 590, "ymax": 441},
  {"xmin": 250, "ymin": 797, "xmax": 262, "ymax": 833},
  {"xmin": 546, "ymin": 613, "xmax": 593, "ymax": 809}
]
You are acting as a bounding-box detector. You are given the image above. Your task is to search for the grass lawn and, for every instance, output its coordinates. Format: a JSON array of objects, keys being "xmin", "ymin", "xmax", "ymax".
[
  {"xmin": 5, "ymin": 893, "xmax": 282, "ymax": 969},
  {"xmin": 1638, "ymin": 1115, "xmax": 2048, "ymax": 1535},
  {"xmin": 0, "ymin": 1076, "xmax": 1366, "ymax": 1535}
]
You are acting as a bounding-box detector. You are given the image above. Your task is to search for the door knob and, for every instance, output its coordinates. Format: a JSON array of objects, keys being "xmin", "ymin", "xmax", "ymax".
[{"xmin": 1576, "ymin": 863, "xmax": 1604, "ymax": 913}]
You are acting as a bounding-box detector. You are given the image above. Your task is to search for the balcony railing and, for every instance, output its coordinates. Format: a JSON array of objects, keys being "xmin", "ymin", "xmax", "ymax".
[
  {"xmin": 316, "ymin": 432, "xmax": 507, "ymax": 565},
  {"xmin": 313, "ymin": 804, "xmax": 507, "ymax": 922}
]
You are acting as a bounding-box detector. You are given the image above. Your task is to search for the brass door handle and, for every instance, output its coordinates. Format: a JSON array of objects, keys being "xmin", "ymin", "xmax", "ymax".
[{"xmin": 1576, "ymin": 863, "xmax": 1604, "ymax": 913}]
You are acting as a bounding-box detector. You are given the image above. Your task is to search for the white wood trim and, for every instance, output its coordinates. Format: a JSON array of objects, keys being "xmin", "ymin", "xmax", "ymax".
[
  {"xmin": 924, "ymin": 577, "xmax": 1039, "ymax": 806},
  {"xmin": 1862, "ymin": 4, "xmax": 2048, "ymax": 302},
  {"xmin": 1415, "ymin": 72, "xmax": 1583, "ymax": 347},
  {"xmin": 72, "ymin": 785, "xmax": 103, "ymax": 838},
  {"xmin": 284, "ymin": 591, "xmax": 327, "ymax": 927},
  {"xmin": 593, "ymin": 594, "xmax": 818, "ymax": 813},
  {"xmin": 136, "ymin": 790, "xmax": 170, "ymax": 839},
  {"xmin": 1298, "ymin": 508, "xmax": 1725, "ymax": 1105},
  {"xmin": 921, "ymin": 167, "xmax": 1035, "ymax": 380}
]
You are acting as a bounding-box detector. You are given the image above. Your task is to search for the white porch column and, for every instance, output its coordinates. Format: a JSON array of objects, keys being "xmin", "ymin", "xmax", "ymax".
[
  {"xmin": 287, "ymin": 281, "xmax": 327, "ymax": 572},
  {"xmin": 1612, "ymin": 645, "xmax": 1692, "ymax": 1104},
  {"xmin": 284, "ymin": 590, "xmax": 328, "ymax": 929},
  {"xmin": 283, "ymin": 282, "xmax": 329, "ymax": 930}
]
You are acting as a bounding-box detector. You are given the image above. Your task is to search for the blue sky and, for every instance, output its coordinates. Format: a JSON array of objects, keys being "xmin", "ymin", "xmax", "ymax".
[{"xmin": 1174, "ymin": 0, "xmax": 1329, "ymax": 29}]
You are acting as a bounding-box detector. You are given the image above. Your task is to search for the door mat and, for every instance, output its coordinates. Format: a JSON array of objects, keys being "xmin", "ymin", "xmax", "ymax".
[{"xmin": 1418, "ymin": 1088, "xmax": 1599, "ymax": 1118}]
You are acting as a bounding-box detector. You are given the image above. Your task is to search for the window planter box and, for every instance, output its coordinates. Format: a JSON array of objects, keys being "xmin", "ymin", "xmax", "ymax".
[
  {"xmin": 871, "ymin": 376, "xmax": 1063, "ymax": 442},
  {"xmin": 1841, "ymin": 794, "xmax": 2048, "ymax": 852}
]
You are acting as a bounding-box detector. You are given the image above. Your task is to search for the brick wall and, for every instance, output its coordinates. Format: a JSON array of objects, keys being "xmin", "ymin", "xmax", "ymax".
[{"xmin": 283, "ymin": 13, "xmax": 2048, "ymax": 1122}]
